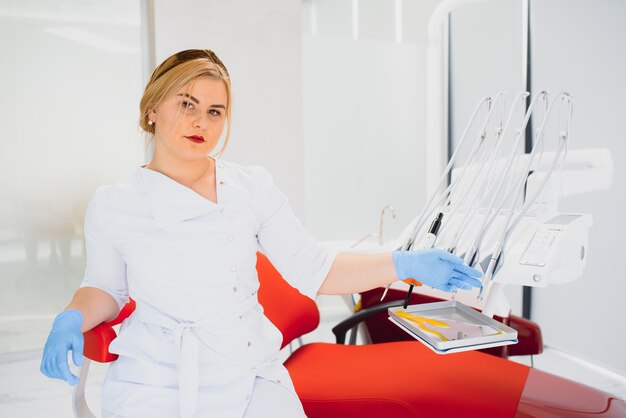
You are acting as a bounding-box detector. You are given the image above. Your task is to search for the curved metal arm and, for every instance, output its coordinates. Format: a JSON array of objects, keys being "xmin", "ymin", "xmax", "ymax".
[
  {"xmin": 331, "ymin": 300, "xmax": 404, "ymax": 344},
  {"xmin": 378, "ymin": 206, "xmax": 396, "ymax": 245},
  {"xmin": 72, "ymin": 359, "xmax": 97, "ymax": 418}
]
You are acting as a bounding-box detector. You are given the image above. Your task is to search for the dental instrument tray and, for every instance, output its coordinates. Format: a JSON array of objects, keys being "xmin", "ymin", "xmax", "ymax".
[{"xmin": 388, "ymin": 301, "xmax": 518, "ymax": 354}]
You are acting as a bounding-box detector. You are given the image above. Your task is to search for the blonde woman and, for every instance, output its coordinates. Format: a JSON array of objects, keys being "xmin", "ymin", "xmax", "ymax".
[{"xmin": 41, "ymin": 49, "xmax": 481, "ymax": 418}]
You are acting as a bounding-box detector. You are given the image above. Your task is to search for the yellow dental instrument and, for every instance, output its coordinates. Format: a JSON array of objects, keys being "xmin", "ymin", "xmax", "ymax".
[{"xmin": 396, "ymin": 312, "xmax": 451, "ymax": 342}]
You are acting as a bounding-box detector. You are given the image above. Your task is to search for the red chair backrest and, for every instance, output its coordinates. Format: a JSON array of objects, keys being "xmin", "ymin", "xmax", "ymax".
[
  {"xmin": 83, "ymin": 252, "xmax": 320, "ymax": 362},
  {"xmin": 256, "ymin": 252, "xmax": 320, "ymax": 349}
]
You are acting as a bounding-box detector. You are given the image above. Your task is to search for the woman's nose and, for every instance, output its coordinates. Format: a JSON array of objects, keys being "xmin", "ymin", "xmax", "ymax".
[{"xmin": 192, "ymin": 115, "xmax": 206, "ymax": 129}]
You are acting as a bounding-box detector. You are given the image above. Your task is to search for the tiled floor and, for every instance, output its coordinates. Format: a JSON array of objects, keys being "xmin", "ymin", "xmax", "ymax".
[{"xmin": 1, "ymin": 303, "xmax": 625, "ymax": 418}]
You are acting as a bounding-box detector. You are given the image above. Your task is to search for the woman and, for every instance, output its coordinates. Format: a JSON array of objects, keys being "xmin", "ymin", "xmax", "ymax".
[{"xmin": 41, "ymin": 49, "xmax": 482, "ymax": 418}]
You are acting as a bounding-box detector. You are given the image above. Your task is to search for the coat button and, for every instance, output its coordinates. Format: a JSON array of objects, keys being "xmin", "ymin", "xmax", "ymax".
[
  {"xmin": 247, "ymin": 341, "xmax": 252, "ymax": 347},
  {"xmin": 276, "ymin": 379, "xmax": 281, "ymax": 384},
  {"xmin": 233, "ymin": 286, "xmax": 238, "ymax": 292}
]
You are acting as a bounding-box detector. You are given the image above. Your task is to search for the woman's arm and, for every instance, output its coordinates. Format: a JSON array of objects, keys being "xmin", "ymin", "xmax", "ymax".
[
  {"xmin": 252, "ymin": 167, "xmax": 481, "ymax": 297},
  {"xmin": 42, "ymin": 191, "xmax": 128, "ymax": 384},
  {"xmin": 66, "ymin": 287, "xmax": 120, "ymax": 332},
  {"xmin": 317, "ymin": 252, "xmax": 397, "ymax": 295},
  {"xmin": 41, "ymin": 286, "xmax": 121, "ymax": 385},
  {"xmin": 317, "ymin": 249, "xmax": 483, "ymax": 296}
]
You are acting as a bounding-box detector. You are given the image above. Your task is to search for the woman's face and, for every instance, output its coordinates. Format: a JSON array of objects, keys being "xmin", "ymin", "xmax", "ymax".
[{"xmin": 150, "ymin": 77, "xmax": 228, "ymax": 162}]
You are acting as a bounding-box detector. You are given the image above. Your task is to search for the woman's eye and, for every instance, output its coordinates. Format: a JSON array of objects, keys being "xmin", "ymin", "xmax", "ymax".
[
  {"xmin": 181, "ymin": 101, "xmax": 194, "ymax": 109},
  {"xmin": 209, "ymin": 109, "xmax": 222, "ymax": 117}
]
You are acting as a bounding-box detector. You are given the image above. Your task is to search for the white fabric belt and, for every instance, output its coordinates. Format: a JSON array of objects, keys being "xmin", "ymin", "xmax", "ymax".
[{"xmin": 134, "ymin": 295, "xmax": 258, "ymax": 418}]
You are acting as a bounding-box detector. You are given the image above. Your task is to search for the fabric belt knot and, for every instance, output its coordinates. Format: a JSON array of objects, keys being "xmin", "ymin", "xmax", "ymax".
[{"xmin": 134, "ymin": 295, "xmax": 258, "ymax": 418}]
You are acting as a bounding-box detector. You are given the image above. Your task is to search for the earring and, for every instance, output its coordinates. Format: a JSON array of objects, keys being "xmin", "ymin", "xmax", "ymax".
[{"xmin": 148, "ymin": 120, "xmax": 154, "ymax": 126}]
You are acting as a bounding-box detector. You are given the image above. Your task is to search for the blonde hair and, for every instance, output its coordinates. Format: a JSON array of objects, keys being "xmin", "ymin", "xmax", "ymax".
[{"xmin": 139, "ymin": 49, "xmax": 232, "ymax": 157}]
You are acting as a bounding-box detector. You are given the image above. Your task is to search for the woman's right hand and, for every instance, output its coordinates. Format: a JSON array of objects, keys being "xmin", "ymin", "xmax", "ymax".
[
  {"xmin": 392, "ymin": 248, "xmax": 482, "ymax": 292},
  {"xmin": 40, "ymin": 309, "xmax": 84, "ymax": 385}
]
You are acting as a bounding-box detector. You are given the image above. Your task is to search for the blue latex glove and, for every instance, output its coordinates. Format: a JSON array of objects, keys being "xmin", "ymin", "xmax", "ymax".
[
  {"xmin": 40, "ymin": 309, "xmax": 84, "ymax": 385},
  {"xmin": 392, "ymin": 249, "xmax": 483, "ymax": 292}
]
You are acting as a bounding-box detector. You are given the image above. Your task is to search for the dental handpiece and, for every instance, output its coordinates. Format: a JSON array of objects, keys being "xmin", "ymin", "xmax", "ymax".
[
  {"xmin": 402, "ymin": 213, "xmax": 444, "ymax": 309},
  {"xmin": 380, "ymin": 213, "xmax": 444, "ymax": 302},
  {"xmin": 477, "ymin": 242, "xmax": 503, "ymax": 299}
]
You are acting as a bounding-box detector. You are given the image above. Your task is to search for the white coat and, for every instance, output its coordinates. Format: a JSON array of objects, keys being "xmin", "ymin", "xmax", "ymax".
[{"xmin": 80, "ymin": 160, "xmax": 337, "ymax": 418}]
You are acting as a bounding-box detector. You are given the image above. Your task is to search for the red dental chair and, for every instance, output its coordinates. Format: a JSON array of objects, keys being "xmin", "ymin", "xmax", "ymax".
[{"xmin": 76, "ymin": 253, "xmax": 626, "ymax": 418}]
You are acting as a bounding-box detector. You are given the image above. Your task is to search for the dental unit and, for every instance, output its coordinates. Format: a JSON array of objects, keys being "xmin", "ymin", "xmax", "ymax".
[{"xmin": 379, "ymin": 91, "xmax": 612, "ymax": 353}]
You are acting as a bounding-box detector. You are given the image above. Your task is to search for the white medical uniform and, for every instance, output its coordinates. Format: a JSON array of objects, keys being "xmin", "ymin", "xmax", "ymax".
[{"xmin": 80, "ymin": 160, "xmax": 337, "ymax": 418}]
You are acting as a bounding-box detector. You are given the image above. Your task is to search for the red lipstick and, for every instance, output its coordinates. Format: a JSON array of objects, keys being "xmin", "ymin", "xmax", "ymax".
[{"xmin": 185, "ymin": 135, "xmax": 205, "ymax": 144}]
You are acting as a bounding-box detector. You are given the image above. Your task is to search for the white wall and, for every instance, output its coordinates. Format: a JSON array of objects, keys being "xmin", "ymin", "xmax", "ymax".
[
  {"xmin": 302, "ymin": 32, "xmax": 425, "ymax": 243},
  {"xmin": 0, "ymin": 0, "xmax": 144, "ymax": 353},
  {"xmin": 530, "ymin": 0, "xmax": 626, "ymax": 375},
  {"xmin": 302, "ymin": 0, "xmax": 439, "ymax": 243}
]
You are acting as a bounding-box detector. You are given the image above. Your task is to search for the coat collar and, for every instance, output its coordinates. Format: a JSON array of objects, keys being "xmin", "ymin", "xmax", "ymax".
[{"xmin": 137, "ymin": 163, "xmax": 222, "ymax": 228}]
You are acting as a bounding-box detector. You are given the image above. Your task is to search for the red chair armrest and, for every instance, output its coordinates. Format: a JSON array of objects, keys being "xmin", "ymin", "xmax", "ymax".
[
  {"xmin": 507, "ymin": 313, "xmax": 543, "ymax": 356},
  {"xmin": 82, "ymin": 299, "xmax": 136, "ymax": 363},
  {"xmin": 83, "ymin": 323, "xmax": 119, "ymax": 363}
]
